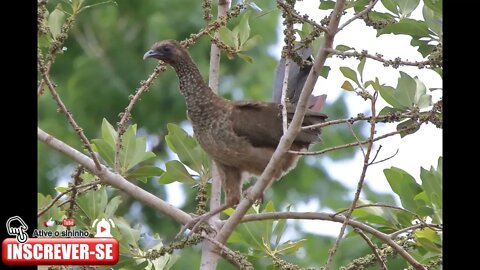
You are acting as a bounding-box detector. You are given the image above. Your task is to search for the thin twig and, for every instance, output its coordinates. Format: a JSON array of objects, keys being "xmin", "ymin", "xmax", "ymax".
[
  {"xmin": 337, "ymin": 0, "xmax": 380, "ymax": 32},
  {"xmin": 389, "ymin": 223, "xmax": 442, "ymax": 239},
  {"xmin": 323, "ymin": 92, "xmax": 378, "ymax": 270},
  {"xmin": 39, "ymin": 66, "xmax": 102, "ymax": 171},
  {"xmin": 355, "ymin": 228, "xmax": 388, "ymax": 270},
  {"xmin": 369, "ymin": 145, "xmax": 383, "ymax": 164},
  {"xmin": 277, "ymin": 0, "xmax": 329, "ymax": 33},
  {"xmin": 290, "ymin": 124, "xmax": 418, "ymax": 155},
  {"xmin": 38, "ymin": 180, "xmax": 102, "ymax": 217},
  {"xmin": 328, "ymin": 48, "xmax": 437, "ymax": 69},
  {"xmin": 347, "ymin": 121, "xmax": 365, "ymax": 157},
  {"xmin": 370, "ymin": 148, "xmax": 399, "ymax": 165},
  {"xmin": 57, "ymin": 183, "xmax": 101, "ymax": 208}
]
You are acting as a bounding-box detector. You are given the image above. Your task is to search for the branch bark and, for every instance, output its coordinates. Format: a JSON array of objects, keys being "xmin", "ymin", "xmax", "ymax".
[{"xmin": 38, "ymin": 127, "xmax": 192, "ymax": 225}]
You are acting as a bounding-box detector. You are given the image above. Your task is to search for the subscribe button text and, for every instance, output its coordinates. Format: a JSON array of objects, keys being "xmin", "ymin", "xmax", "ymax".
[{"xmin": 2, "ymin": 238, "xmax": 119, "ymax": 265}]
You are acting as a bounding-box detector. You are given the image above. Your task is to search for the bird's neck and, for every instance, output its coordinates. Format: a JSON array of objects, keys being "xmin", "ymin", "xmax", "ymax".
[{"xmin": 172, "ymin": 57, "xmax": 226, "ymax": 124}]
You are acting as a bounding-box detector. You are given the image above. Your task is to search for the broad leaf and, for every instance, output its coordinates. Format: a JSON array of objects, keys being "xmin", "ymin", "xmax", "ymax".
[
  {"xmin": 384, "ymin": 167, "xmax": 422, "ymax": 211},
  {"xmin": 158, "ymin": 160, "xmax": 195, "ymax": 184}
]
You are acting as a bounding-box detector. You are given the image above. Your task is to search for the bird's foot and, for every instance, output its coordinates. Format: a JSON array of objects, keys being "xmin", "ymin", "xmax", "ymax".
[
  {"xmin": 243, "ymin": 186, "xmax": 264, "ymax": 206},
  {"xmin": 175, "ymin": 213, "xmax": 215, "ymax": 239}
]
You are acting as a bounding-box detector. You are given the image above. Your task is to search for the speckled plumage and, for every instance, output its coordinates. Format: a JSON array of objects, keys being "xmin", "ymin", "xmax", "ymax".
[{"xmin": 144, "ymin": 40, "xmax": 327, "ymax": 223}]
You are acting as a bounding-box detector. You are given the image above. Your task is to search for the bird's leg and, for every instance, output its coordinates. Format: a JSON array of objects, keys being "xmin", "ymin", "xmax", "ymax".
[{"xmin": 176, "ymin": 164, "xmax": 242, "ymax": 238}]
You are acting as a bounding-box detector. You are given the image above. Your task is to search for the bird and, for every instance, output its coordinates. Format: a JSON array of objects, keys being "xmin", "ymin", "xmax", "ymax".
[{"xmin": 143, "ymin": 40, "xmax": 327, "ymax": 234}]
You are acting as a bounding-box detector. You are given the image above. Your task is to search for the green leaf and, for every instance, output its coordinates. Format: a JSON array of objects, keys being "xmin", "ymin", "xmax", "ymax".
[
  {"xmin": 420, "ymin": 158, "xmax": 442, "ymax": 212},
  {"xmin": 335, "ymin": 44, "xmax": 353, "ymax": 52},
  {"xmin": 341, "ymin": 80, "xmax": 354, "ymax": 91},
  {"xmin": 276, "ymin": 239, "xmax": 307, "ymax": 255},
  {"xmin": 415, "ymin": 228, "xmax": 441, "ymax": 253},
  {"xmin": 238, "ymin": 53, "xmax": 254, "ymax": 63},
  {"xmin": 396, "ymin": 71, "xmax": 416, "ymax": 107},
  {"xmin": 76, "ymin": 186, "xmax": 108, "ymax": 221},
  {"xmin": 158, "ymin": 160, "xmax": 196, "ymax": 184},
  {"xmin": 319, "ymin": 0, "xmax": 335, "ymax": 10},
  {"xmin": 413, "ymin": 77, "xmax": 432, "ymax": 108},
  {"xmin": 126, "ymin": 165, "xmax": 164, "ymax": 182},
  {"xmin": 105, "ymin": 196, "xmax": 122, "ymax": 218},
  {"xmin": 384, "ymin": 167, "xmax": 422, "ymax": 211},
  {"xmin": 377, "ymin": 85, "xmax": 404, "ymax": 109},
  {"xmin": 219, "ymin": 27, "xmax": 236, "ymax": 48},
  {"xmin": 120, "ymin": 124, "xmax": 137, "ymax": 173},
  {"xmin": 357, "ymin": 57, "xmax": 366, "ymax": 82},
  {"xmin": 339, "ymin": 66, "xmax": 360, "ymax": 86},
  {"xmin": 55, "ymin": 186, "xmax": 68, "ymax": 193},
  {"xmin": 397, "ymin": 0, "xmax": 420, "ymax": 17},
  {"xmin": 410, "ymin": 38, "xmax": 435, "ymax": 57},
  {"xmin": 165, "ymin": 123, "xmax": 205, "ymax": 173},
  {"xmin": 112, "ymin": 217, "xmax": 140, "ymax": 253},
  {"xmin": 378, "ymin": 18, "xmax": 430, "ymax": 38},
  {"xmin": 241, "ymin": 35, "xmax": 262, "ymax": 51},
  {"xmin": 320, "ymin": 66, "xmax": 331, "ymax": 79},
  {"xmin": 48, "ymin": 6, "xmax": 66, "ymax": 39},
  {"xmin": 397, "ymin": 119, "xmax": 420, "ymax": 138},
  {"xmin": 92, "ymin": 139, "xmax": 115, "ymax": 167},
  {"xmin": 101, "ymin": 118, "xmax": 117, "ymax": 149},
  {"xmin": 238, "ymin": 10, "xmax": 251, "ymax": 46},
  {"xmin": 423, "ymin": 0, "xmax": 442, "ymax": 14},
  {"xmin": 422, "ymin": 4, "xmax": 442, "ymax": 37},
  {"xmin": 382, "ymin": 0, "xmax": 399, "ymax": 15},
  {"xmin": 128, "ymin": 137, "xmax": 156, "ymax": 171}
]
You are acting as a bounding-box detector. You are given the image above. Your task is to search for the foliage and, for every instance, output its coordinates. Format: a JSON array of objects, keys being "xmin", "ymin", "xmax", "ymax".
[{"xmin": 38, "ymin": 0, "xmax": 442, "ymax": 269}]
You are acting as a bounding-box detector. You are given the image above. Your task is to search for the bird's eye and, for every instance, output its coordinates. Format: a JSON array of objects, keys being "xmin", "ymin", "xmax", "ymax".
[{"xmin": 162, "ymin": 45, "xmax": 172, "ymax": 52}]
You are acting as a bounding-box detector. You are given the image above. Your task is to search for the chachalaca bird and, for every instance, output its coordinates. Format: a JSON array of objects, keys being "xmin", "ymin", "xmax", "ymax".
[{"xmin": 143, "ymin": 40, "xmax": 327, "ymax": 234}]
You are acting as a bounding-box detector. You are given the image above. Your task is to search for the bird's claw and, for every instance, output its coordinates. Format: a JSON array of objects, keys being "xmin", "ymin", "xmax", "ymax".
[{"xmin": 243, "ymin": 186, "xmax": 264, "ymax": 205}]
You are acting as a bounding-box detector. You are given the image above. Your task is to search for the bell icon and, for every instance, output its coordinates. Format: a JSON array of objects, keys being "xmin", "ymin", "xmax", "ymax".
[{"xmin": 94, "ymin": 218, "xmax": 113, "ymax": 237}]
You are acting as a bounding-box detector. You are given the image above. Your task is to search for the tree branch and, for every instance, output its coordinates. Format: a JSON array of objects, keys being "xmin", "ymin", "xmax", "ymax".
[
  {"xmin": 38, "ymin": 180, "xmax": 102, "ymax": 217},
  {"xmin": 289, "ymin": 124, "xmax": 419, "ymax": 156},
  {"xmin": 38, "ymin": 127, "xmax": 192, "ymax": 225},
  {"xmin": 355, "ymin": 228, "xmax": 388, "ymax": 270},
  {"xmin": 328, "ymin": 48, "xmax": 438, "ymax": 69},
  {"xmin": 214, "ymin": 0, "xmax": 348, "ymax": 246},
  {"xmin": 238, "ymin": 211, "xmax": 431, "ymax": 269},
  {"xmin": 337, "ymin": 0, "xmax": 379, "ymax": 32}
]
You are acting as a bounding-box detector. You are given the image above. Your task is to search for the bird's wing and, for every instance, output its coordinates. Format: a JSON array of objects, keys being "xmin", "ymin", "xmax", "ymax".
[{"xmin": 231, "ymin": 101, "xmax": 327, "ymax": 149}]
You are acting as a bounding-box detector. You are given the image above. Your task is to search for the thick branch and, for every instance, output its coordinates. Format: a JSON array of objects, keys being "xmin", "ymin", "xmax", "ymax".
[
  {"xmin": 214, "ymin": 0, "xmax": 348, "ymax": 245},
  {"xmin": 38, "ymin": 127, "xmax": 192, "ymax": 225}
]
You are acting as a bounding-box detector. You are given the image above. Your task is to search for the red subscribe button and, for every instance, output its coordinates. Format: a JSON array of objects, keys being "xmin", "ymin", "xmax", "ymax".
[{"xmin": 2, "ymin": 238, "xmax": 119, "ymax": 265}]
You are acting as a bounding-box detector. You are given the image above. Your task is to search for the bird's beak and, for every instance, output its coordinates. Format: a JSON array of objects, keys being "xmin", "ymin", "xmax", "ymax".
[{"xmin": 143, "ymin": 50, "xmax": 158, "ymax": 60}]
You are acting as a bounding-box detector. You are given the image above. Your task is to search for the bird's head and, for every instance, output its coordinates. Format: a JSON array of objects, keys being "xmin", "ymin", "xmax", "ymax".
[{"xmin": 143, "ymin": 40, "xmax": 186, "ymax": 65}]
